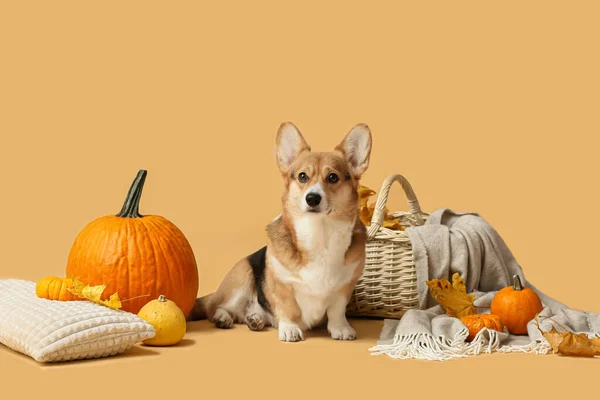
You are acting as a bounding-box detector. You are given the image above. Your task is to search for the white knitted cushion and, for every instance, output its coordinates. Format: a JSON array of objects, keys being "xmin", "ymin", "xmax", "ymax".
[{"xmin": 0, "ymin": 279, "xmax": 155, "ymax": 362}]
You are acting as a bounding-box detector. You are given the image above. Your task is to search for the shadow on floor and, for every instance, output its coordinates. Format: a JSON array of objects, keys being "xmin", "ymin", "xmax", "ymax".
[
  {"xmin": 186, "ymin": 320, "xmax": 216, "ymax": 334},
  {"xmin": 303, "ymin": 317, "xmax": 385, "ymax": 342},
  {"xmin": 186, "ymin": 316, "xmax": 385, "ymax": 342},
  {"xmin": 34, "ymin": 344, "xmax": 161, "ymax": 369}
]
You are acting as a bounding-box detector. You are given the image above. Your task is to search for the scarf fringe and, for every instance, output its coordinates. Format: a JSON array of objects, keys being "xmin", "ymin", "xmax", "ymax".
[
  {"xmin": 369, "ymin": 328, "xmax": 545, "ymax": 361},
  {"xmin": 498, "ymin": 341, "xmax": 551, "ymax": 355}
]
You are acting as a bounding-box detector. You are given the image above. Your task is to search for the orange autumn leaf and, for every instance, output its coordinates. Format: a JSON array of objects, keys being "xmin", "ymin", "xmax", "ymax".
[
  {"xmin": 426, "ymin": 273, "xmax": 476, "ymax": 318},
  {"xmin": 535, "ymin": 316, "xmax": 600, "ymax": 358},
  {"xmin": 558, "ymin": 333, "xmax": 599, "ymax": 357},
  {"xmin": 593, "ymin": 338, "xmax": 600, "ymax": 354}
]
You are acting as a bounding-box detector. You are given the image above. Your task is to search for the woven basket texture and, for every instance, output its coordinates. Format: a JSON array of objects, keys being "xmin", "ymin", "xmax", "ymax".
[{"xmin": 346, "ymin": 174, "xmax": 429, "ymax": 319}]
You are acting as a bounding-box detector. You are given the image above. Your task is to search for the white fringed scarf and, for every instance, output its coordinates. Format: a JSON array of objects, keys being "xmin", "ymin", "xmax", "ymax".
[{"xmin": 369, "ymin": 209, "xmax": 599, "ymax": 361}]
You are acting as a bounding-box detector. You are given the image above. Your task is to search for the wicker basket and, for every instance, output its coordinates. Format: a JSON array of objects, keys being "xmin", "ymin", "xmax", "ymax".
[{"xmin": 346, "ymin": 174, "xmax": 429, "ymax": 319}]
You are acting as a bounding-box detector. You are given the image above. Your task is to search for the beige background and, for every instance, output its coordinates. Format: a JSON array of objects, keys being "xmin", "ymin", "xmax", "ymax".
[{"xmin": 1, "ymin": 1, "xmax": 599, "ymax": 398}]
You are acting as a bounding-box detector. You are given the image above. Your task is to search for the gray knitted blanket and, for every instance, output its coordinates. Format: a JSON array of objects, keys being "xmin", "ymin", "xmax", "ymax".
[{"xmin": 370, "ymin": 209, "xmax": 600, "ymax": 360}]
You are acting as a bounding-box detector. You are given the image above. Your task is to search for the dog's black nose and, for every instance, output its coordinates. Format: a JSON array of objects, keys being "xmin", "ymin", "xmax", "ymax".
[{"xmin": 305, "ymin": 193, "xmax": 322, "ymax": 207}]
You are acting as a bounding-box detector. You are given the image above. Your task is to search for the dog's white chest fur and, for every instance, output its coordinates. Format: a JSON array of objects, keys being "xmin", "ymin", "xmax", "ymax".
[{"xmin": 270, "ymin": 215, "xmax": 357, "ymax": 328}]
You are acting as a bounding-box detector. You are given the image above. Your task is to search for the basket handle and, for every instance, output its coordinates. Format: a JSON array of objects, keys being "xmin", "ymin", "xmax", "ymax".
[{"xmin": 366, "ymin": 174, "xmax": 423, "ymax": 236}]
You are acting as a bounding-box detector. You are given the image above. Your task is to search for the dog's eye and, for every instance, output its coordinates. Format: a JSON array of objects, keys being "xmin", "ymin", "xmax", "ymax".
[
  {"xmin": 327, "ymin": 173, "xmax": 339, "ymax": 184},
  {"xmin": 298, "ymin": 172, "xmax": 309, "ymax": 183}
]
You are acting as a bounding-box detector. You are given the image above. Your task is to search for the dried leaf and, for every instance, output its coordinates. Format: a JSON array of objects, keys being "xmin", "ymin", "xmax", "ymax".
[
  {"xmin": 452, "ymin": 272, "xmax": 468, "ymax": 293},
  {"xmin": 535, "ymin": 316, "xmax": 600, "ymax": 358},
  {"xmin": 81, "ymin": 282, "xmax": 105, "ymax": 302},
  {"xmin": 592, "ymin": 337, "xmax": 600, "ymax": 353},
  {"xmin": 359, "ymin": 204, "xmax": 374, "ymax": 226},
  {"xmin": 103, "ymin": 293, "xmax": 123, "ymax": 309},
  {"xmin": 358, "ymin": 185, "xmax": 376, "ymax": 208},
  {"xmin": 540, "ymin": 325, "xmax": 565, "ymax": 353},
  {"xmin": 557, "ymin": 332, "xmax": 597, "ymax": 357},
  {"xmin": 357, "ymin": 185, "xmax": 404, "ymax": 230},
  {"xmin": 426, "ymin": 272, "xmax": 476, "ymax": 318},
  {"xmin": 68, "ymin": 277, "xmax": 122, "ymax": 309},
  {"xmin": 383, "ymin": 215, "xmax": 402, "ymax": 230}
]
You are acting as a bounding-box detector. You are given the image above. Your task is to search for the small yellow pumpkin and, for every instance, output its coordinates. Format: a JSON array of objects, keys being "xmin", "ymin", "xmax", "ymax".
[
  {"xmin": 36, "ymin": 276, "xmax": 80, "ymax": 301},
  {"xmin": 137, "ymin": 295, "xmax": 186, "ymax": 346}
]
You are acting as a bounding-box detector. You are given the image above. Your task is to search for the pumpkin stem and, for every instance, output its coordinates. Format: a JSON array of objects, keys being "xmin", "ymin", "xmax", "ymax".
[
  {"xmin": 512, "ymin": 275, "xmax": 524, "ymax": 291},
  {"xmin": 116, "ymin": 170, "xmax": 147, "ymax": 218},
  {"xmin": 158, "ymin": 295, "xmax": 167, "ymax": 302},
  {"xmin": 121, "ymin": 294, "xmax": 152, "ymax": 303}
]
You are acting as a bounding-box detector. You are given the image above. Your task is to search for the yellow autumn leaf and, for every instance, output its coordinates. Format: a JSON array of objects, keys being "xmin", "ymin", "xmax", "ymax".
[
  {"xmin": 426, "ymin": 272, "xmax": 476, "ymax": 318},
  {"xmin": 357, "ymin": 185, "xmax": 404, "ymax": 231},
  {"xmin": 358, "ymin": 185, "xmax": 376, "ymax": 208},
  {"xmin": 383, "ymin": 210, "xmax": 403, "ymax": 230},
  {"xmin": 383, "ymin": 217, "xmax": 402, "ymax": 230},
  {"xmin": 452, "ymin": 272, "xmax": 468, "ymax": 293},
  {"xmin": 68, "ymin": 277, "xmax": 122, "ymax": 309},
  {"xmin": 359, "ymin": 205, "xmax": 373, "ymax": 227},
  {"xmin": 81, "ymin": 283, "xmax": 105, "ymax": 302},
  {"xmin": 103, "ymin": 293, "xmax": 123, "ymax": 309}
]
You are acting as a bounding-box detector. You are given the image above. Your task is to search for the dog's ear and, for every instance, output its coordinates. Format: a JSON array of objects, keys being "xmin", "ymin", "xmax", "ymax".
[
  {"xmin": 275, "ymin": 122, "xmax": 311, "ymax": 173},
  {"xmin": 335, "ymin": 123, "xmax": 372, "ymax": 179}
]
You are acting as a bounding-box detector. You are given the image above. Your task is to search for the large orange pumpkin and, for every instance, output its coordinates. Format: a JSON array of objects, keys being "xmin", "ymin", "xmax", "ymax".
[
  {"xmin": 490, "ymin": 275, "xmax": 543, "ymax": 335},
  {"xmin": 65, "ymin": 170, "xmax": 199, "ymax": 315}
]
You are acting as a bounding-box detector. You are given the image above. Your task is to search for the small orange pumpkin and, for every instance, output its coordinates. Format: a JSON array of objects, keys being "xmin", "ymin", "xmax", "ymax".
[
  {"xmin": 36, "ymin": 276, "xmax": 79, "ymax": 301},
  {"xmin": 460, "ymin": 314, "xmax": 504, "ymax": 341},
  {"xmin": 490, "ymin": 275, "xmax": 543, "ymax": 335},
  {"xmin": 65, "ymin": 170, "xmax": 199, "ymax": 315}
]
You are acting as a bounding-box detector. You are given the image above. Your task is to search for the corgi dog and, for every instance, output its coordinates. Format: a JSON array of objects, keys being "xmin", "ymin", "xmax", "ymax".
[{"xmin": 188, "ymin": 122, "xmax": 372, "ymax": 341}]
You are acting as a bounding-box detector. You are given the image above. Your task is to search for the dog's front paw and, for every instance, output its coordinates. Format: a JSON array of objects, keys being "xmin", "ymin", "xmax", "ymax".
[
  {"xmin": 328, "ymin": 324, "xmax": 356, "ymax": 341},
  {"xmin": 245, "ymin": 313, "xmax": 266, "ymax": 331},
  {"xmin": 278, "ymin": 322, "xmax": 304, "ymax": 342},
  {"xmin": 213, "ymin": 308, "xmax": 234, "ymax": 329}
]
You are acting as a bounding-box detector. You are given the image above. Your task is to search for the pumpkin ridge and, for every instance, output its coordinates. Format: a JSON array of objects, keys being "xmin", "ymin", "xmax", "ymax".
[
  {"xmin": 36, "ymin": 277, "xmax": 51, "ymax": 298},
  {"xmin": 130, "ymin": 219, "xmax": 148, "ymax": 312},
  {"xmin": 172, "ymin": 221, "xmax": 198, "ymax": 305},
  {"xmin": 138, "ymin": 218, "xmax": 161, "ymax": 311},
  {"xmin": 66, "ymin": 218, "xmax": 94, "ymax": 281},
  {"xmin": 144, "ymin": 216, "xmax": 197, "ymax": 314},
  {"xmin": 158, "ymin": 216, "xmax": 198, "ymax": 270},
  {"xmin": 144, "ymin": 217, "xmax": 181, "ymax": 311},
  {"xmin": 153, "ymin": 216, "xmax": 198, "ymax": 304},
  {"xmin": 96, "ymin": 219, "xmax": 122, "ymax": 300},
  {"xmin": 157, "ymin": 218, "xmax": 189, "ymax": 302},
  {"xmin": 68, "ymin": 217, "xmax": 111, "ymax": 285},
  {"xmin": 132, "ymin": 219, "xmax": 148, "ymax": 311},
  {"xmin": 117, "ymin": 218, "xmax": 130, "ymax": 305},
  {"xmin": 49, "ymin": 278, "xmax": 61, "ymax": 299},
  {"xmin": 96, "ymin": 221, "xmax": 112, "ymax": 299},
  {"xmin": 460, "ymin": 314, "xmax": 504, "ymax": 341},
  {"xmin": 149, "ymin": 218, "xmax": 175, "ymax": 306}
]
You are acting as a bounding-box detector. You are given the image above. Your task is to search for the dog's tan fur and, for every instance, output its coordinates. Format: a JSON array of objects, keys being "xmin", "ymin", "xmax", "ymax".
[{"xmin": 188, "ymin": 122, "xmax": 372, "ymax": 341}]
